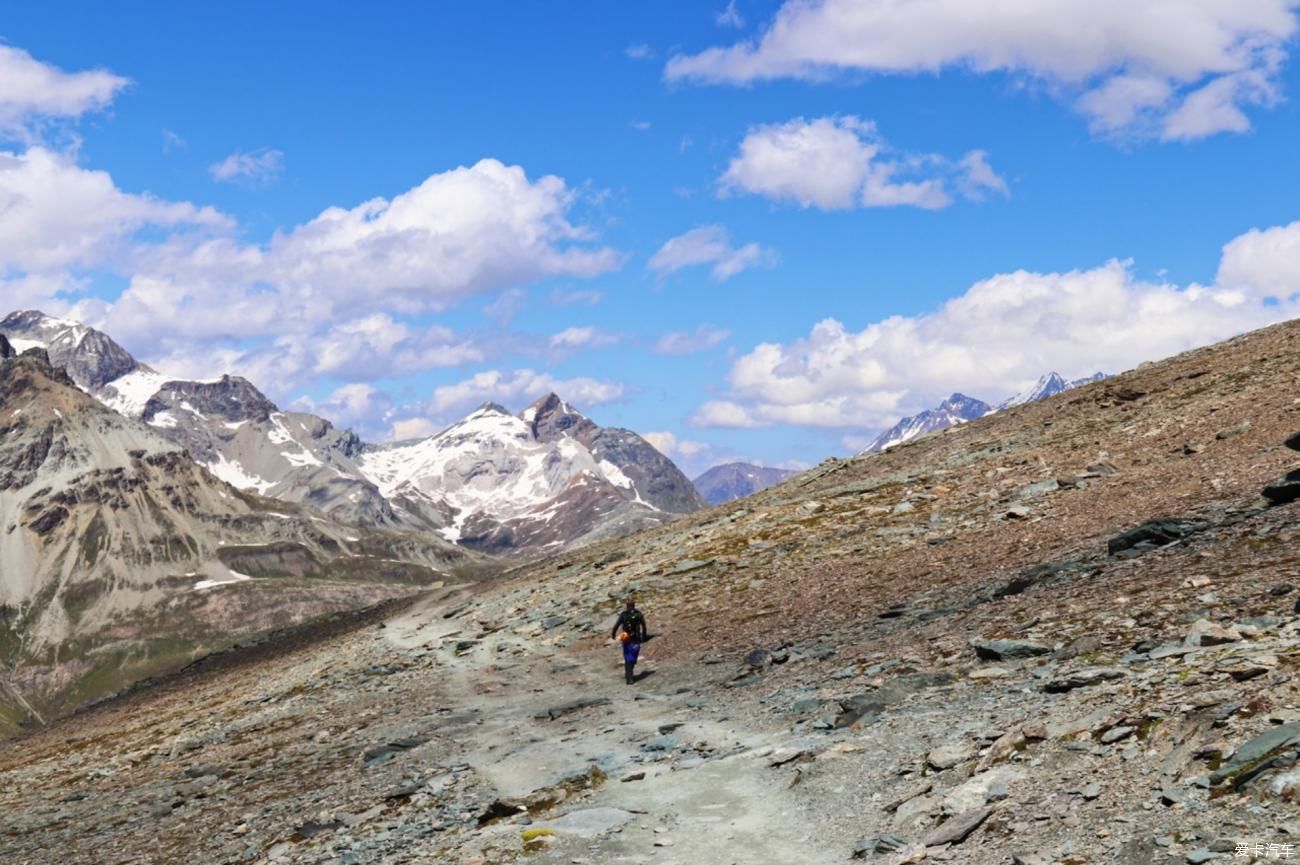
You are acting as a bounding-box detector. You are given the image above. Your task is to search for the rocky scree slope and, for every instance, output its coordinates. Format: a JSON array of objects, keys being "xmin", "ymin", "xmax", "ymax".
[
  {"xmin": 0, "ymin": 346, "xmax": 489, "ymax": 735},
  {"xmin": 6, "ymin": 319, "xmax": 1300, "ymax": 863}
]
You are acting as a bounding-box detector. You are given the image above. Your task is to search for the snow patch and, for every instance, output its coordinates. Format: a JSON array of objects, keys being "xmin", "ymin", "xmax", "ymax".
[
  {"xmin": 99, "ymin": 369, "xmax": 168, "ymax": 417},
  {"xmin": 194, "ymin": 570, "xmax": 253, "ymax": 591},
  {"xmin": 205, "ymin": 453, "xmax": 275, "ymax": 494},
  {"xmin": 149, "ymin": 411, "xmax": 179, "ymax": 429}
]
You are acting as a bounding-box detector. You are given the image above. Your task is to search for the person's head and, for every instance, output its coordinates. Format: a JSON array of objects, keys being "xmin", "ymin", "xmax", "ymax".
[{"xmin": 626, "ymin": 597, "xmax": 636, "ymax": 610}]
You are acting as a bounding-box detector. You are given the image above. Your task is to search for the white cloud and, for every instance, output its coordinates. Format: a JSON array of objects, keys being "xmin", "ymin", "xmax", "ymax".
[
  {"xmin": 0, "ymin": 142, "xmax": 621, "ymax": 408},
  {"xmin": 691, "ymin": 224, "xmax": 1300, "ymax": 430},
  {"xmin": 666, "ymin": 0, "xmax": 1299, "ymax": 140},
  {"xmin": 209, "ymin": 148, "xmax": 284, "ymax": 185},
  {"xmin": 720, "ymin": 116, "xmax": 1006, "ymax": 210},
  {"xmin": 0, "ymin": 147, "xmax": 229, "ymax": 274},
  {"xmin": 548, "ymin": 326, "xmax": 621, "ymax": 350},
  {"xmin": 429, "ymin": 368, "xmax": 626, "ymax": 417},
  {"xmin": 629, "ymin": 120, "xmax": 652, "ymax": 131},
  {"xmin": 1216, "ymin": 219, "xmax": 1300, "ymax": 298},
  {"xmin": 313, "ymin": 314, "xmax": 484, "ymax": 378},
  {"xmin": 642, "ymin": 431, "xmax": 711, "ymax": 459},
  {"xmin": 0, "ymin": 45, "xmax": 128, "ymax": 140},
  {"xmin": 625, "ymin": 43, "xmax": 656, "ymax": 61},
  {"xmin": 653, "ymin": 325, "xmax": 731, "ymax": 355},
  {"xmin": 716, "ymin": 1, "xmax": 745, "ymax": 29},
  {"xmin": 392, "ymin": 417, "xmax": 442, "ymax": 440},
  {"xmin": 648, "ymin": 225, "xmax": 777, "ymax": 281}
]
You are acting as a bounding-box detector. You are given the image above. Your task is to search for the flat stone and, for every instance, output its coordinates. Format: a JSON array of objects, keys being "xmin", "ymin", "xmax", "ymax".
[
  {"xmin": 928, "ymin": 741, "xmax": 976, "ymax": 771},
  {"xmin": 533, "ymin": 807, "xmax": 634, "ymax": 838},
  {"xmin": 1043, "ymin": 667, "xmax": 1127, "ymax": 693},
  {"xmin": 921, "ymin": 806, "xmax": 992, "ymax": 847},
  {"xmin": 972, "ymin": 640, "xmax": 1052, "ymax": 661},
  {"xmin": 1101, "ymin": 726, "xmax": 1135, "ymax": 744},
  {"xmin": 1184, "ymin": 619, "xmax": 1240, "ymax": 647},
  {"xmin": 1206, "ymin": 718, "xmax": 1300, "ymax": 785}
]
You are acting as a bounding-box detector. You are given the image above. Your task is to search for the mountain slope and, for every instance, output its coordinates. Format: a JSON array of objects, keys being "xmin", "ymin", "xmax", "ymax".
[
  {"xmin": 693, "ymin": 461, "xmax": 797, "ymax": 505},
  {"xmin": 358, "ymin": 395, "xmax": 703, "ymax": 555},
  {"xmin": 0, "ymin": 347, "xmax": 489, "ymax": 731},
  {"xmin": 6, "ymin": 317, "xmax": 1300, "ymax": 863}
]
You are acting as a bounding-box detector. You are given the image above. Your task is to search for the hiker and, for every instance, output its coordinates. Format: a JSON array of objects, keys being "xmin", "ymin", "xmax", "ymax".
[{"xmin": 611, "ymin": 597, "xmax": 647, "ymax": 684}]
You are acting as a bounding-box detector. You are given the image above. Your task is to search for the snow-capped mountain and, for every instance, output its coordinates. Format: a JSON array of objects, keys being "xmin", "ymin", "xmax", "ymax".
[
  {"xmin": 997, "ymin": 371, "xmax": 1107, "ymax": 411},
  {"xmin": 692, "ymin": 462, "xmax": 797, "ymax": 505},
  {"xmin": 0, "ymin": 311, "xmax": 394, "ymax": 528},
  {"xmin": 0, "ymin": 344, "xmax": 477, "ymax": 726},
  {"xmin": 0, "ymin": 311, "xmax": 705, "ymax": 555},
  {"xmin": 863, "ymin": 393, "xmax": 993, "ymax": 453},
  {"xmin": 861, "ymin": 372, "xmax": 1110, "ymax": 454},
  {"xmin": 359, "ymin": 394, "xmax": 704, "ymax": 555}
]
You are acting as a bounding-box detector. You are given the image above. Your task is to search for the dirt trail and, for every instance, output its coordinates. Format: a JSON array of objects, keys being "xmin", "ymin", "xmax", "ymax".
[{"xmin": 381, "ymin": 591, "xmax": 847, "ymax": 865}]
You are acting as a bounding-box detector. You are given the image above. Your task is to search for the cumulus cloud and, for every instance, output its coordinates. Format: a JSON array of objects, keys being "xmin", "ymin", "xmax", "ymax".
[
  {"xmin": 0, "ymin": 139, "xmax": 622, "ymax": 406},
  {"xmin": 642, "ymin": 431, "xmax": 711, "ymax": 459},
  {"xmin": 428, "ymin": 368, "xmax": 626, "ymax": 417},
  {"xmin": 653, "ymin": 325, "xmax": 731, "ymax": 355},
  {"xmin": 0, "ymin": 45, "xmax": 128, "ymax": 140},
  {"xmin": 0, "ymin": 147, "xmax": 229, "ymax": 275},
  {"xmin": 720, "ymin": 116, "xmax": 1007, "ymax": 210},
  {"xmin": 648, "ymin": 225, "xmax": 777, "ymax": 281},
  {"xmin": 691, "ymin": 224, "xmax": 1300, "ymax": 430},
  {"xmin": 625, "ymin": 43, "xmax": 655, "ymax": 61},
  {"xmin": 209, "ymin": 148, "xmax": 284, "ymax": 185},
  {"xmin": 666, "ymin": 0, "xmax": 1299, "ymax": 140}
]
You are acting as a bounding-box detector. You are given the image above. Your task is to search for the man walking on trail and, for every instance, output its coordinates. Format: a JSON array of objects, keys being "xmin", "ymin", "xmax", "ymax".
[{"xmin": 611, "ymin": 598, "xmax": 647, "ymax": 684}]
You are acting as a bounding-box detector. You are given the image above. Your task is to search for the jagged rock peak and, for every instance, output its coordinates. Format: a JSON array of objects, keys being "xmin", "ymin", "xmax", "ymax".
[
  {"xmin": 142, "ymin": 375, "xmax": 279, "ymax": 424},
  {"xmin": 0, "ymin": 309, "xmax": 143, "ymax": 389},
  {"xmin": 523, "ymin": 392, "xmax": 594, "ymax": 442},
  {"xmin": 0, "ymin": 333, "xmax": 12, "ymax": 359}
]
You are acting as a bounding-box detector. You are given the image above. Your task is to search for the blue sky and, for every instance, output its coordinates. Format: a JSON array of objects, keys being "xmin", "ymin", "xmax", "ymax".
[{"xmin": 4, "ymin": 1, "xmax": 1300, "ymax": 474}]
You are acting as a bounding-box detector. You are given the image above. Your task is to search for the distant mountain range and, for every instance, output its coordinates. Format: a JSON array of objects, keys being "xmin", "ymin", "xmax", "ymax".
[
  {"xmin": 0, "ymin": 310, "xmax": 703, "ymax": 557},
  {"xmin": 692, "ymin": 462, "xmax": 797, "ymax": 505},
  {"xmin": 861, "ymin": 372, "xmax": 1107, "ymax": 453}
]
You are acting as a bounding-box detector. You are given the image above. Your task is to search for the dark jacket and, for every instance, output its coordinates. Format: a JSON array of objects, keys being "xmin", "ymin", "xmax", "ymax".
[{"xmin": 612, "ymin": 608, "xmax": 647, "ymax": 642}]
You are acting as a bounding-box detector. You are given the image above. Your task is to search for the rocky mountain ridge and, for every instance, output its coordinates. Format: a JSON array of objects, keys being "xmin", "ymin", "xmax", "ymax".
[
  {"xmin": 0, "ymin": 310, "xmax": 702, "ymax": 554},
  {"xmin": 0, "ymin": 345, "xmax": 487, "ymax": 732}
]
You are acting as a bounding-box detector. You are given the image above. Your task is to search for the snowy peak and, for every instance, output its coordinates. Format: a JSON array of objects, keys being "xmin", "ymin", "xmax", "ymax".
[
  {"xmin": 0, "ymin": 309, "xmax": 146, "ymax": 390},
  {"xmin": 863, "ymin": 373, "xmax": 1110, "ymax": 454},
  {"xmin": 863, "ymin": 393, "xmax": 993, "ymax": 453},
  {"xmin": 357, "ymin": 394, "xmax": 702, "ymax": 554},
  {"xmin": 997, "ymin": 371, "xmax": 1105, "ymax": 411}
]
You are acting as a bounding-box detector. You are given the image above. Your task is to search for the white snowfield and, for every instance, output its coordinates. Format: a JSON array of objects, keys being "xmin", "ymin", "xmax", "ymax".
[{"xmin": 100, "ymin": 369, "xmax": 170, "ymax": 417}]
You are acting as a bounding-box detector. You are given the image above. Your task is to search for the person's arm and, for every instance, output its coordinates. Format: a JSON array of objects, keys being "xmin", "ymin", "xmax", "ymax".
[
  {"xmin": 637, "ymin": 613, "xmax": 648, "ymax": 641},
  {"xmin": 611, "ymin": 612, "xmax": 624, "ymax": 639}
]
